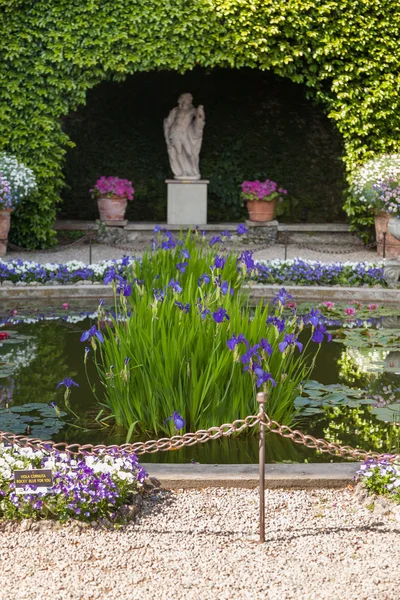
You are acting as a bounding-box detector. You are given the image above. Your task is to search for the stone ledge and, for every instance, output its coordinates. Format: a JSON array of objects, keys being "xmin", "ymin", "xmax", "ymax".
[
  {"xmin": 246, "ymin": 219, "xmax": 279, "ymax": 228},
  {"xmin": 0, "ymin": 283, "xmax": 397, "ymax": 302},
  {"xmin": 142, "ymin": 463, "xmax": 359, "ymax": 489}
]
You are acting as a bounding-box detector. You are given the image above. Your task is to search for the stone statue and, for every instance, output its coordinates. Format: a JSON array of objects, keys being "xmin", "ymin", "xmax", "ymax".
[
  {"xmin": 164, "ymin": 93, "xmax": 205, "ymax": 180},
  {"xmin": 384, "ymin": 217, "xmax": 400, "ymax": 286}
]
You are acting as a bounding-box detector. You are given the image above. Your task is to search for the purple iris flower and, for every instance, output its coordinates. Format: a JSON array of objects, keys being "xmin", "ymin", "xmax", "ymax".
[
  {"xmin": 164, "ymin": 411, "xmax": 186, "ymax": 430},
  {"xmin": 214, "ymin": 255, "xmax": 226, "ymax": 269},
  {"xmin": 266, "ymin": 316, "xmax": 285, "ymax": 333},
  {"xmin": 278, "ymin": 334, "xmax": 303, "ymax": 353},
  {"xmin": 56, "ymin": 377, "xmax": 79, "ymax": 389},
  {"xmin": 153, "ymin": 288, "xmax": 165, "ymax": 302},
  {"xmin": 253, "ymin": 367, "xmax": 276, "ymax": 388},
  {"xmin": 104, "ymin": 268, "xmax": 117, "ymax": 285},
  {"xmin": 175, "ymin": 301, "xmax": 190, "ymax": 313},
  {"xmin": 200, "ymin": 307, "xmax": 211, "ymax": 320},
  {"xmin": 260, "ymin": 338, "xmax": 273, "ymax": 356},
  {"xmin": 273, "ymin": 288, "xmax": 294, "ymax": 305},
  {"xmin": 80, "ymin": 325, "xmax": 104, "ymax": 344},
  {"xmin": 311, "ymin": 324, "xmax": 332, "ymax": 344},
  {"xmin": 212, "ymin": 308, "xmax": 230, "ymax": 323},
  {"xmin": 220, "ymin": 280, "xmax": 234, "ymax": 296},
  {"xmin": 153, "ymin": 225, "xmax": 162, "ymax": 233},
  {"xmin": 227, "ymin": 333, "xmax": 248, "ymax": 351},
  {"xmin": 180, "ymin": 249, "xmax": 190, "ymax": 259},
  {"xmin": 221, "ymin": 230, "xmax": 231, "ymax": 238},
  {"xmin": 210, "ymin": 236, "xmax": 222, "ymax": 246},
  {"xmin": 198, "ymin": 274, "xmax": 211, "ymax": 285},
  {"xmin": 305, "ymin": 307, "xmax": 321, "ymax": 327},
  {"xmin": 175, "ymin": 262, "xmax": 188, "ymax": 274},
  {"xmin": 237, "ymin": 251, "xmax": 255, "ymax": 270},
  {"xmin": 237, "ymin": 223, "xmax": 248, "ymax": 235},
  {"xmin": 241, "ymin": 344, "xmax": 261, "ymax": 365},
  {"xmin": 168, "ymin": 279, "xmax": 182, "ymax": 293},
  {"xmin": 116, "ymin": 279, "xmax": 132, "ymax": 296}
]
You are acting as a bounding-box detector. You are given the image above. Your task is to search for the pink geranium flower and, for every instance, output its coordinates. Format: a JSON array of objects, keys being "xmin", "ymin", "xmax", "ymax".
[
  {"xmin": 344, "ymin": 307, "xmax": 356, "ymax": 316},
  {"xmin": 90, "ymin": 176, "xmax": 134, "ymax": 201},
  {"xmin": 62, "ymin": 303, "xmax": 69, "ymax": 310}
]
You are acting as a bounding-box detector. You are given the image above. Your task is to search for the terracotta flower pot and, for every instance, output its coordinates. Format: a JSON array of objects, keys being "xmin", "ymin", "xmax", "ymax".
[
  {"xmin": 374, "ymin": 213, "xmax": 400, "ymax": 258},
  {"xmin": 0, "ymin": 209, "xmax": 12, "ymax": 257},
  {"xmin": 97, "ymin": 196, "xmax": 128, "ymax": 221},
  {"xmin": 246, "ymin": 199, "xmax": 276, "ymax": 222}
]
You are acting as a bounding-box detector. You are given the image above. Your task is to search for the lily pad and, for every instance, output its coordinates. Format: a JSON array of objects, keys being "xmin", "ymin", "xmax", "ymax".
[{"xmin": 0, "ymin": 402, "xmax": 66, "ymax": 437}]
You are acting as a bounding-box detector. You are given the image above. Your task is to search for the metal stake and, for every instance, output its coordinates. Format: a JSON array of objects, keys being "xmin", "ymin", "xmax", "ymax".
[
  {"xmin": 382, "ymin": 232, "xmax": 386, "ymax": 259},
  {"xmin": 284, "ymin": 230, "xmax": 288, "ymax": 260},
  {"xmin": 89, "ymin": 227, "xmax": 93, "ymax": 264},
  {"xmin": 257, "ymin": 391, "xmax": 266, "ymax": 543}
]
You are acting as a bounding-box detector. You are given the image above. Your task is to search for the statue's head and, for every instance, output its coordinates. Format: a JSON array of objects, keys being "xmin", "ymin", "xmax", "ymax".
[{"xmin": 178, "ymin": 93, "xmax": 193, "ymax": 107}]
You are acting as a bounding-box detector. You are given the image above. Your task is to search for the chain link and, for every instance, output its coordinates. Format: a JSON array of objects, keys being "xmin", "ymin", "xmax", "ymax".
[
  {"xmin": 295, "ymin": 240, "xmax": 377, "ymax": 255},
  {"xmin": 8, "ymin": 233, "xmax": 93, "ymax": 253},
  {"xmin": 0, "ymin": 412, "xmax": 398, "ymax": 462}
]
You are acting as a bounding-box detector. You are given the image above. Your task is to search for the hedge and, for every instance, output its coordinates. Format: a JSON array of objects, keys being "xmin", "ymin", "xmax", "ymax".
[{"xmin": 1, "ymin": 0, "xmax": 400, "ymax": 247}]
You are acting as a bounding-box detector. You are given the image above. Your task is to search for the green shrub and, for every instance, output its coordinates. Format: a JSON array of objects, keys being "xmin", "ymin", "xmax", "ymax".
[{"xmin": 2, "ymin": 1, "xmax": 400, "ymax": 246}]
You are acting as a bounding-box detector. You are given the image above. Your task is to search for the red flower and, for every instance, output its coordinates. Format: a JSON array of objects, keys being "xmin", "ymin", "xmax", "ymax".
[{"xmin": 0, "ymin": 332, "xmax": 10, "ymax": 340}]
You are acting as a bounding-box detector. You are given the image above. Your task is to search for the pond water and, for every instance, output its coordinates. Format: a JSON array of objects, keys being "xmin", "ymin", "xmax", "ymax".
[{"xmin": 0, "ymin": 300, "xmax": 399, "ymax": 464}]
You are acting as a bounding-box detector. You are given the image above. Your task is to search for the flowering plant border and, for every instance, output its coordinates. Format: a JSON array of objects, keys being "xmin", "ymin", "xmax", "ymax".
[{"xmin": 0, "ymin": 256, "xmax": 387, "ymax": 288}]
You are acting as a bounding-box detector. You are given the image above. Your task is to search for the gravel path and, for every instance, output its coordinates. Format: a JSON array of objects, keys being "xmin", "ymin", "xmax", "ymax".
[
  {"xmin": 1, "ymin": 487, "xmax": 399, "ymax": 600},
  {"xmin": 3, "ymin": 242, "xmax": 379, "ymax": 265}
]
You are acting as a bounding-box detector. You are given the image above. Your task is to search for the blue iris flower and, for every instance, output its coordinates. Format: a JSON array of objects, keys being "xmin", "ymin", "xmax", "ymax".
[
  {"xmin": 164, "ymin": 411, "xmax": 186, "ymax": 430},
  {"xmin": 253, "ymin": 367, "xmax": 276, "ymax": 388},
  {"xmin": 210, "ymin": 236, "xmax": 222, "ymax": 246},
  {"xmin": 212, "ymin": 308, "xmax": 230, "ymax": 323},
  {"xmin": 237, "ymin": 223, "xmax": 248, "ymax": 235},
  {"xmin": 278, "ymin": 334, "xmax": 303, "ymax": 353},
  {"xmin": 175, "ymin": 301, "xmax": 190, "ymax": 313},
  {"xmin": 227, "ymin": 333, "xmax": 248, "ymax": 351},
  {"xmin": 80, "ymin": 325, "xmax": 104, "ymax": 344},
  {"xmin": 214, "ymin": 255, "xmax": 226, "ymax": 269},
  {"xmin": 305, "ymin": 307, "xmax": 321, "ymax": 327},
  {"xmin": 237, "ymin": 251, "xmax": 255, "ymax": 270},
  {"xmin": 266, "ymin": 316, "xmax": 286, "ymax": 333},
  {"xmin": 198, "ymin": 274, "xmax": 211, "ymax": 285},
  {"xmin": 168, "ymin": 279, "xmax": 182, "ymax": 293},
  {"xmin": 311, "ymin": 324, "xmax": 332, "ymax": 344},
  {"xmin": 56, "ymin": 377, "xmax": 79, "ymax": 389},
  {"xmin": 273, "ymin": 288, "xmax": 294, "ymax": 305},
  {"xmin": 175, "ymin": 262, "xmax": 188, "ymax": 274}
]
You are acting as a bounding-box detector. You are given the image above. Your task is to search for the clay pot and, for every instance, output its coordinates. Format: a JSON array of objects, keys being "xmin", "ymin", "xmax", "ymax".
[
  {"xmin": 374, "ymin": 213, "xmax": 400, "ymax": 258},
  {"xmin": 246, "ymin": 199, "xmax": 276, "ymax": 222},
  {"xmin": 97, "ymin": 196, "xmax": 128, "ymax": 221},
  {"xmin": 0, "ymin": 210, "xmax": 12, "ymax": 257}
]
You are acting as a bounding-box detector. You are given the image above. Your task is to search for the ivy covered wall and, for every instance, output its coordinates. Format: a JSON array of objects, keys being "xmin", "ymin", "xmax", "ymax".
[
  {"xmin": 61, "ymin": 69, "xmax": 345, "ymax": 223},
  {"xmin": 1, "ymin": 0, "xmax": 399, "ymax": 247}
]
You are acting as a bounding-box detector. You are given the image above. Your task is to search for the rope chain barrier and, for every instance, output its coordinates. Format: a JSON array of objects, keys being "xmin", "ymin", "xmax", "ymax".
[{"xmin": 0, "ymin": 412, "xmax": 398, "ymax": 461}]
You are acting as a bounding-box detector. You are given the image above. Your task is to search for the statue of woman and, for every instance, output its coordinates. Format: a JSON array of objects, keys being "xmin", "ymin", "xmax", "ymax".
[{"xmin": 164, "ymin": 93, "xmax": 205, "ymax": 180}]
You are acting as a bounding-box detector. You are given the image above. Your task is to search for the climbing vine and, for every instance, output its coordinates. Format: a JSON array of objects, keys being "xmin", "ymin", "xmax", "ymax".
[{"xmin": 1, "ymin": 0, "xmax": 399, "ymax": 247}]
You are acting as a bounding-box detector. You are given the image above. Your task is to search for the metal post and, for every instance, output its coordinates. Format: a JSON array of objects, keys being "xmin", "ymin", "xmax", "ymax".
[
  {"xmin": 284, "ymin": 230, "xmax": 288, "ymax": 261},
  {"xmin": 89, "ymin": 228, "xmax": 93, "ymax": 264},
  {"xmin": 257, "ymin": 391, "xmax": 266, "ymax": 543},
  {"xmin": 382, "ymin": 232, "xmax": 386, "ymax": 259}
]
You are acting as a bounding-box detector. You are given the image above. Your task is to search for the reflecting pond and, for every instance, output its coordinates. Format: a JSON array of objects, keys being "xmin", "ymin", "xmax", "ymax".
[{"xmin": 0, "ymin": 300, "xmax": 399, "ymax": 463}]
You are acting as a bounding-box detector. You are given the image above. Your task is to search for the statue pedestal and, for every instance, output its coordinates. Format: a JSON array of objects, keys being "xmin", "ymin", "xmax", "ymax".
[{"xmin": 166, "ymin": 179, "xmax": 208, "ymax": 225}]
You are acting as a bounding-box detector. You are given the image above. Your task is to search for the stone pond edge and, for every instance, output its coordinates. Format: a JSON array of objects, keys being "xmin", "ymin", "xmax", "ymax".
[
  {"xmin": 0, "ymin": 282, "xmax": 398, "ymax": 302},
  {"xmin": 142, "ymin": 463, "xmax": 360, "ymax": 489}
]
